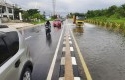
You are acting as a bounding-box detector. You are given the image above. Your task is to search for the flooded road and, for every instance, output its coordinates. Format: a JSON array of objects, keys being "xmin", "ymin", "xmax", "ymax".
[
  {"xmin": 23, "ymin": 24, "xmax": 63, "ymax": 80},
  {"xmin": 72, "ymin": 23, "xmax": 125, "ymax": 80}
]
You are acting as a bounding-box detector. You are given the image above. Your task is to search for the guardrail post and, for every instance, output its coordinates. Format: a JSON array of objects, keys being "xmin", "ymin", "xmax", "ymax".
[
  {"xmin": 109, "ymin": 23, "xmax": 112, "ymax": 28},
  {"xmin": 104, "ymin": 22, "xmax": 107, "ymax": 27}
]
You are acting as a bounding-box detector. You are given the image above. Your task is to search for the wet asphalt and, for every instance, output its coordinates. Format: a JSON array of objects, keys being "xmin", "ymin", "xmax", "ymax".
[
  {"xmin": 22, "ymin": 24, "xmax": 63, "ymax": 80},
  {"xmin": 20, "ymin": 20, "xmax": 125, "ymax": 80},
  {"xmin": 72, "ymin": 23, "xmax": 125, "ymax": 80}
]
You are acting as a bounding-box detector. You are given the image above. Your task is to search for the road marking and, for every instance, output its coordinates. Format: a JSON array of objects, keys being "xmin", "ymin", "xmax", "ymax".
[
  {"xmin": 61, "ymin": 57, "xmax": 65, "ymax": 65},
  {"xmin": 69, "ymin": 41, "xmax": 72, "ymax": 44},
  {"xmin": 74, "ymin": 77, "xmax": 81, "ymax": 80},
  {"xmin": 61, "ymin": 57, "xmax": 77, "ymax": 65},
  {"xmin": 59, "ymin": 77, "xmax": 64, "ymax": 80},
  {"xmin": 64, "ymin": 36, "xmax": 71, "ymax": 40},
  {"xmin": 63, "ymin": 41, "xmax": 72, "ymax": 44},
  {"xmin": 70, "ymin": 47, "xmax": 74, "ymax": 51},
  {"xmin": 71, "ymin": 30, "xmax": 92, "ymax": 80},
  {"xmin": 63, "ymin": 47, "xmax": 74, "ymax": 51},
  {"xmin": 59, "ymin": 77, "xmax": 81, "ymax": 80},
  {"xmin": 69, "ymin": 37, "xmax": 71, "ymax": 40},
  {"xmin": 25, "ymin": 36, "xmax": 32, "ymax": 40},
  {"xmin": 72, "ymin": 57, "xmax": 77, "ymax": 65},
  {"xmin": 62, "ymin": 47, "xmax": 66, "ymax": 52},
  {"xmin": 46, "ymin": 25, "xmax": 64, "ymax": 80}
]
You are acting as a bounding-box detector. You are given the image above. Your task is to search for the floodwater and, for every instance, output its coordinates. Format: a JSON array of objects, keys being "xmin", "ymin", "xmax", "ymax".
[{"xmin": 72, "ymin": 23, "xmax": 125, "ymax": 80}]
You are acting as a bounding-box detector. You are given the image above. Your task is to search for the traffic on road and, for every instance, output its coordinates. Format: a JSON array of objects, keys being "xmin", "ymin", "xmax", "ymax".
[
  {"xmin": 1, "ymin": 19, "xmax": 125, "ymax": 80},
  {"xmin": 1, "ymin": 0, "xmax": 125, "ymax": 80}
]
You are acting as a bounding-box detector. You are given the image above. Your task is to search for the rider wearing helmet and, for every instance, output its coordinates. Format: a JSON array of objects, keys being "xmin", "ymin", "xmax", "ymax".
[{"xmin": 45, "ymin": 20, "xmax": 51, "ymax": 35}]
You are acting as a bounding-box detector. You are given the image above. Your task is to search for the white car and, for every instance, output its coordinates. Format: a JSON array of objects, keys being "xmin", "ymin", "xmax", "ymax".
[{"xmin": 0, "ymin": 25, "xmax": 33, "ymax": 80}]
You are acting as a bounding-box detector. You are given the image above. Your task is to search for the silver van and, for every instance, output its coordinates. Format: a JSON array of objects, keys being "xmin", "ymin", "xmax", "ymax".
[{"xmin": 0, "ymin": 26, "xmax": 33, "ymax": 80}]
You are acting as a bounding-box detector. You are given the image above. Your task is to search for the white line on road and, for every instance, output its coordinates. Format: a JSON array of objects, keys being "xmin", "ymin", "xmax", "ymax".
[
  {"xmin": 46, "ymin": 25, "xmax": 64, "ymax": 80},
  {"xmin": 70, "ymin": 47, "xmax": 74, "ymax": 51},
  {"xmin": 59, "ymin": 77, "xmax": 81, "ymax": 80},
  {"xmin": 74, "ymin": 77, "xmax": 81, "ymax": 80},
  {"xmin": 61, "ymin": 57, "xmax": 77, "ymax": 65},
  {"xmin": 61, "ymin": 57, "xmax": 65, "ymax": 65},
  {"xmin": 72, "ymin": 57, "xmax": 77, "ymax": 65},
  {"xmin": 69, "ymin": 37, "xmax": 71, "ymax": 40},
  {"xmin": 62, "ymin": 47, "xmax": 74, "ymax": 52},
  {"xmin": 25, "ymin": 36, "xmax": 32, "ymax": 40},
  {"xmin": 62, "ymin": 47, "xmax": 66, "ymax": 52},
  {"xmin": 59, "ymin": 77, "xmax": 64, "ymax": 80},
  {"xmin": 69, "ymin": 41, "xmax": 72, "ymax": 44},
  {"xmin": 63, "ymin": 41, "xmax": 72, "ymax": 44}
]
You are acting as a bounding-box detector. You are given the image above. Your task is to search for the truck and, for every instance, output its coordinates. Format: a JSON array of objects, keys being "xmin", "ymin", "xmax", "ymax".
[{"xmin": 73, "ymin": 15, "xmax": 84, "ymax": 27}]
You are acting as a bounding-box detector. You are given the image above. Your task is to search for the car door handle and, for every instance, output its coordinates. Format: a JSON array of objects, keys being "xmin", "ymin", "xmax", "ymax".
[{"xmin": 15, "ymin": 59, "xmax": 21, "ymax": 68}]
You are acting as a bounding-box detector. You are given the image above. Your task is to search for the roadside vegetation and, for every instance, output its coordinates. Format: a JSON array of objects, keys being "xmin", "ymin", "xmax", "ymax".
[
  {"xmin": 14, "ymin": 7, "xmax": 58, "ymax": 25},
  {"xmin": 67, "ymin": 4, "xmax": 125, "ymax": 35},
  {"xmin": 22, "ymin": 9, "xmax": 58, "ymax": 24},
  {"xmin": 13, "ymin": 8, "xmax": 46, "ymax": 24},
  {"xmin": 85, "ymin": 4, "xmax": 125, "ymax": 35},
  {"xmin": 22, "ymin": 9, "xmax": 45, "ymax": 24}
]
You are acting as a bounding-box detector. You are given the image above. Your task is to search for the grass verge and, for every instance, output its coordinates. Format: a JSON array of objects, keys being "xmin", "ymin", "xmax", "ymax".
[{"xmin": 86, "ymin": 17, "xmax": 125, "ymax": 35}]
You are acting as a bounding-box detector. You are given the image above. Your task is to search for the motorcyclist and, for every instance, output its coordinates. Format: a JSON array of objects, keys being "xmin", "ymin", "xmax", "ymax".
[
  {"xmin": 45, "ymin": 20, "xmax": 51, "ymax": 35},
  {"xmin": 45, "ymin": 20, "xmax": 51, "ymax": 27}
]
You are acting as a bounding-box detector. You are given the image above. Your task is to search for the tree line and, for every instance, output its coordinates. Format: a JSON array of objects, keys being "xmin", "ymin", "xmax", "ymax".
[
  {"xmin": 85, "ymin": 4, "xmax": 125, "ymax": 19},
  {"xmin": 22, "ymin": 9, "xmax": 44, "ymax": 22},
  {"xmin": 67, "ymin": 3, "xmax": 125, "ymax": 19},
  {"xmin": 13, "ymin": 8, "xmax": 45, "ymax": 22}
]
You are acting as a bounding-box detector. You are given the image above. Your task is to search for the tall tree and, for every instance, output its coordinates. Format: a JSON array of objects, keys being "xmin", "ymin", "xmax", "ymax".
[
  {"xmin": 27, "ymin": 9, "xmax": 40, "ymax": 16},
  {"xmin": 107, "ymin": 5, "xmax": 118, "ymax": 17}
]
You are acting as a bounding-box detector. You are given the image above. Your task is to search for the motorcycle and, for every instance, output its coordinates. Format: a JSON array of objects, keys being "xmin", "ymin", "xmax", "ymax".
[{"xmin": 45, "ymin": 25, "xmax": 51, "ymax": 36}]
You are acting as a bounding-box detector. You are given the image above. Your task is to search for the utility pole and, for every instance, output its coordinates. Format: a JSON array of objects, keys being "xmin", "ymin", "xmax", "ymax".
[
  {"xmin": 43, "ymin": 11, "xmax": 46, "ymax": 20},
  {"xmin": 12, "ymin": 4, "xmax": 15, "ymax": 20},
  {"xmin": 53, "ymin": 0, "xmax": 56, "ymax": 16},
  {"xmin": 0, "ymin": 8, "xmax": 2, "ymax": 24}
]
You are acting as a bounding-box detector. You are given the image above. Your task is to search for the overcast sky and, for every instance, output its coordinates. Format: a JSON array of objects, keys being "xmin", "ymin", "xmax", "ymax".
[{"xmin": 5, "ymin": 0, "xmax": 125, "ymax": 15}]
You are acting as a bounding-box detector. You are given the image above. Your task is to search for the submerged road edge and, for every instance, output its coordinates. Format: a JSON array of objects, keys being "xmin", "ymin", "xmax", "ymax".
[{"xmin": 70, "ymin": 30, "xmax": 92, "ymax": 80}]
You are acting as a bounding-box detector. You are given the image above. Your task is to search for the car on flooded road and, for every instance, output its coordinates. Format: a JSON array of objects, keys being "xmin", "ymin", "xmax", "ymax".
[{"xmin": 53, "ymin": 19, "xmax": 62, "ymax": 28}]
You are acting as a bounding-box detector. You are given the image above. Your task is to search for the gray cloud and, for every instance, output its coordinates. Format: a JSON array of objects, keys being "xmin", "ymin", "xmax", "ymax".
[{"xmin": 6, "ymin": 0, "xmax": 125, "ymax": 15}]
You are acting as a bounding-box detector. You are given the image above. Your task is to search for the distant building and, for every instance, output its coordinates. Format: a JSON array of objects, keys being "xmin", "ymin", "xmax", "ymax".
[{"xmin": 0, "ymin": 0, "xmax": 14, "ymax": 20}]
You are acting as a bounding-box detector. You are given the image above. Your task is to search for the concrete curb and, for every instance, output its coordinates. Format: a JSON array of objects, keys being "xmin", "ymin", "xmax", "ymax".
[
  {"xmin": 2, "ymin": 23, "xmax": 45, "ymax": 30},
  {"xmin": 59, "ymin": 33, "xmax": 81, "ymax": 80},
  {"xmin": 17, "ymin": 23, "xmax": 44, "ymax": 30}
]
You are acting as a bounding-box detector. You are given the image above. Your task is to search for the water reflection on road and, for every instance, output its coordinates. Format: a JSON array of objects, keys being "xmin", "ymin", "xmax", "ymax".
[
  {"xmin": 46, "ymin": 34, "xmax": 52, "ymax": 47},
  {"xmin": 24, "ymin": 24, "xmax": 63, "ymax": 80},
  {"xmin": 73, "ymin": 27, "xmax": 84, "ymax": 34},
  {"xmin": 72, "ymin": 23, "xmax": 125, "ymax": 80}
]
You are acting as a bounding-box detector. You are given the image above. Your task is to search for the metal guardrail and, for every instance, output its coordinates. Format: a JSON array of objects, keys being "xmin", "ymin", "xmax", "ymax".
[{"xmin": 85, "ymin": 20, "xmax": 125, "ymax": 31}]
